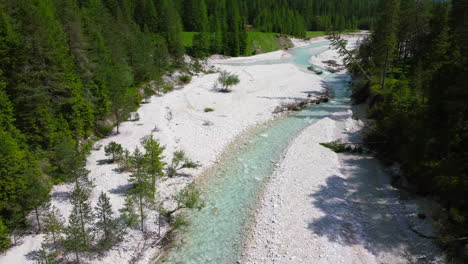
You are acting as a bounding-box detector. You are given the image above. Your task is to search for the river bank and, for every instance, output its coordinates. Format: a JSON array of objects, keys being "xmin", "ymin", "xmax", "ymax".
[
  {"xmin": 0, "ymin": 37, "xmax": 330, "ymax": 263},
  {"xmin": 242, "ymin": 48, "xmax": 446, "ymax": 263}
]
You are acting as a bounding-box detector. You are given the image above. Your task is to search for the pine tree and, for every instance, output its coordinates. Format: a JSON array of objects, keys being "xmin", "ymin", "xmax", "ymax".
[
  {"xmin": 128, "ymin": 148, "xmax": 152, "ymax": 232},
  {"xmin": 95, "ymin": 192, "xmax": 120, "ymax": 250},
  {"xmin": 119, "ymin": 195, "xmax": 138, "ymax": 229},
  {"xmin": 43, "ymin": 206, "xmax": 64, "ymax": 245},
  {"xmin": 65, "ymin": 184, "xmax": 94, "ymax": 255},
  {"xmin": 141, "ymin": 136, "xmax": 166, "ymax": 199},
  {"xmin": 371, "ymin": 0, "xmax": 400, "ymax": 90},
  {"xmin": 158, "ymin": 0, "xmax": 185, "ymax": 65}
]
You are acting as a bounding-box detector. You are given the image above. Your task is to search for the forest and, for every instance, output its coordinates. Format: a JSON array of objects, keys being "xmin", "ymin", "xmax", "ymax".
[
  {"xmin": 0, "ymin": 0, "xmax": 378, "ymax": 254},
  {"xmin": 341, "ymin": 0, "xmax": 468, "ymax": 251}
]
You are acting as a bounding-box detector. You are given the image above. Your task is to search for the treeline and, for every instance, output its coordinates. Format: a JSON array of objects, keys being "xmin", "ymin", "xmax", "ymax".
[
  {"xmin": 239, "ymin": 0, "xmax": 377, "ymax": 33},
  {"xmin": 180, "ymin": 0, "xmax": 378, "ymax": 54},
  {"xmin": 0, "ymin": 0, "xmax": 187, "ymax": 250},
  {"xmin": 346, "ymin": 0, "xmax": 468, "ymax": 247}
]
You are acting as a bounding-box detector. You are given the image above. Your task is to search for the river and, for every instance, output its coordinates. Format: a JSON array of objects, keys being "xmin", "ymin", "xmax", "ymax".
[{"xmin": 162, "ymin": 41, "xmax": 353, "ymax": 263}]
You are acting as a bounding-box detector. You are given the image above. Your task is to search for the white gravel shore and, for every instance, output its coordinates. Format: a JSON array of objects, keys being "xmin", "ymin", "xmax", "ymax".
[
  {"xmin": 242, "ymin": 50, "xmax": 445, "ymax": 263},
  {"xmin": 0, "ymin": 39, "xmax": 326, "ymax": 264}
]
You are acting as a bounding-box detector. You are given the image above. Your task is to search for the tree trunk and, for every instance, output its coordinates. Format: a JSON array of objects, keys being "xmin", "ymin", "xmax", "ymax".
[
  {"xmin": 74, "ymin": 249, "xmax": 80, "ymax": 264},
  {"xmin": 158, "ymin": 213, "xmax": 161, "ymax": 237},
  {"xmin": 139, "ymin": 195, "xmax": 144, "ymax": 233},
  {"xmin": 34, "ymin": 207, "xmax": 41, "ymax": 233}
]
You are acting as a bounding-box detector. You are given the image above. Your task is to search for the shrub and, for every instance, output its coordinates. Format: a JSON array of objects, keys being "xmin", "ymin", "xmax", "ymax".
[
  {"xmin": 204, "ymin": 108, "xmax": 214, "ymax": 112},
  {"xmin": 104, "ymin": 142, "xmax": 123, "ymax": 162},
  {"xmin": 0, "ymin": 219, "xmax": 10, "ymax": 251},
  {"xmin": 172, "ymin": 215, "xmax": 188, "ymax": 230},
  {"xmin": 161, "ymin": 83, "xmax": 174, "ymax": 93},
  {"xmin": 217, "ymin": 71, "xmax": 240, "ymax": 92},
  {"xmin": 178, "ymin": 75, "xmax": 192, "ymax": 85},
  {"xmin": 95, "ymin": 123, "xmax": 114, "ymax": 138},
  {"xmin": 166, "ymin": 151, "xmax": 200, "ymax": 177}
]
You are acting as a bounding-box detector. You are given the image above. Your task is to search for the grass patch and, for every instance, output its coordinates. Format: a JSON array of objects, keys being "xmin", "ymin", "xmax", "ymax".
[
  {"xmin": 305, "ymin": 29, "xmax": 360, "ymax": 40},
  {"xmin": 305, "ymin": 31, "xmax": 327, "ymax": 39},
  {"xmin": 204, "ymin": 107, "xmax": 214, "ymax": 112},
  {"xmin": 246, "ymin": 32, "xmax": 283, "ymax": 55},
  {"xmin": 178, "ymin": 75, "xmax": 192, "ymax": 85},
  {"xmin": 181, "ymin": 32, "xmax": 197, "ymax": 47}
]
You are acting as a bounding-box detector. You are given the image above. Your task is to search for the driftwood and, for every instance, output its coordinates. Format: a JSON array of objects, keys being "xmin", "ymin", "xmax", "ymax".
[
  {"xmin": 307, "ymin": 65, "xmax": 323, "ymax": 74},
  {"xmin": 273, "ymin": 96, "xmax": 329, "ymax": 114}
]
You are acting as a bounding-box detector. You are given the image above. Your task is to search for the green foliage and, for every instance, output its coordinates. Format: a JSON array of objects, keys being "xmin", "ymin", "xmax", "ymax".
[
  {"xmin": 119, "ymin": 196, "xmax": 138, "ymax": 229},
  {"xmin": 172, "ymin": 215, "xmax": 189, "ymax": 230},
  {"xmin": 127, "ymin": 148, "xmax": 153, "ymax": 232},
  {"xmin": 181, "ymin": 32, "xmax": 198, "ymax": 47},
  {"xmin": 349, "ymin": 0, "xmax": 468, "ymax": 244},
  {"xmin": 204, "ymin": 108, "xmax": 215, "ymax": 113},
  {"xmin": 104, "ymin": 142, "xmax": 123, "ymax": 162},
  {"xmin": 0, "ymin": 218, "xmax": 10, "ymax": 251},
  {"xmin": 141, "ymin": 136, "xmax": 166, "ymax": 199},
  {"xmin": 95, "ymin": 192, "xmax": 120, "ymax": 251},
  {"xmin": 95, "ymin": 123, "xmax": 114, "ymax": 138},
  {"xmin": 166, "ymin": 151, "xmax": 200, "ymax": 178},
  {"xmin": 32, "ymin": 243, "xmax": 58, "ymax": 264},
  {"xmin": 217, "ymin": 71, "xmax": 240, "ymax": 92},
  {"xmin": 64, "ymin": 184, "xmax": 95, "ymax": 260},
  {"xmin": 174, "ymin": 185, "xmax": 205, "ymax": 211},
  {"xmin": 43, "ymin": 206, "xmax": 63, "ymax": 245},
  {"xmin": 178, "ymin": 75, "xmax": 192, "ymax": 85},
  {"xmin": 254, "ymin": 8, "xmax": 306, "ymax": 37}
]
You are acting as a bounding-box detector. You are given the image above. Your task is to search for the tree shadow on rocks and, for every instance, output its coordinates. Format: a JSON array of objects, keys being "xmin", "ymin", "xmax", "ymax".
[
  {"xmin": 307, "ymin": 155, "xmax": 444, "ymax": 262},
  {"xmin": 109, "ymin": 184, "xmax": 133, "ymax": 196}
]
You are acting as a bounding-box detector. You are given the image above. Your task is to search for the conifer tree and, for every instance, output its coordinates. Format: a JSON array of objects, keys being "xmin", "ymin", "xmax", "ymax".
[
  {"xmin": 65, "ymin": 184, "xmax": 94, "ymax": 255},
  {"xmin": 141, "ymin": 136, "xmax": 166, "ymax": 199},
  {"xmin": 43, "ymin": 206, "xmax": 64, "ymax": 245},
  {"xmin": 128, "ymin": 148, "xmax": 152, "ymax": 232},
  {"xmin": 119, "ymin": 195, "xmax": 138, "ymax": 229},
  {"xmin": 95, "ymin": 192, "xmax": 120, "ymax": 250},
  {"xmin": 371, "ymin": 0, "xmax": 401, "ymax": 90},
  {"xmin": 158, "ymin": 0, "xmax": 185, "ymax": 65}
]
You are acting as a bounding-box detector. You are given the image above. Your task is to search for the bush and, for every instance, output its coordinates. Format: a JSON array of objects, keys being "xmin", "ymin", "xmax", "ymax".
[
  {"xmin": 166, "ymin": 151, "xmax": 200, "ymax": 177},
  {"xmin": 0, "ymin": 219, "xmax": 10, "ymax": 251},
  {"xmin": 217, "ymin": 71, "xmax": 240, "ymax": 92},
  {"xmin": 161, "ymin": 83, "xmax": 174, "ymax": 93},
  {"xmin": 95, "ymin": 123, "xmax": 114, "ymax": 138},
  {"xmin": 178, "ymin": 75, "xmax": 192, "ymax": 85},
  {"xmin": 172, "ymin": 215, "xmax": 188, "ymax": 230},
  {"xmin": 104, "ymin": 142, "xmax": 123, "ymax": 162},
  {"xmin": 204, "ymin": 108, "xmax": 214, "ymax": 112}
]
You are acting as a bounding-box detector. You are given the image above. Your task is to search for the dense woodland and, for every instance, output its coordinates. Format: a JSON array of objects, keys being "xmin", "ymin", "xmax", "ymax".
[
  {"xmin": 341, "ymin": 0, "xmax": 468, "ymax": 250},
  {"xmin": 0, "ymin": 0, "xmax": 378, "ymax": 254}
]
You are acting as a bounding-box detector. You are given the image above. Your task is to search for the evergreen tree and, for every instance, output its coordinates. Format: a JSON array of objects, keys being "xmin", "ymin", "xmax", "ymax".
[
  {"xmin": 43, "ymin": 206, "xmax": 64, "ymax": 245},
  {"xmin": 0, "ymin": 218, "xmax": 10, "ymax": 251},
  {"xmin": 95, "ymin": 192, "xmax": 120, "ymax": 250},
  {"xmin": 141, "ymin": 136, "xmax": 166, "ymax": 199},
  {"xmin": 65, "ymin": 184, "xmax": 94, "ymax": 255},
  {"xmin": 371, "ymin": 0, "xmax": 400, "ymax": 90},
  {"xmin": 158, "ymin": 0, "xmax": 185, "ymax": 65},
  {"xmin": 128, "ymin": 148, "xmax": 152, "ymax": 232}
]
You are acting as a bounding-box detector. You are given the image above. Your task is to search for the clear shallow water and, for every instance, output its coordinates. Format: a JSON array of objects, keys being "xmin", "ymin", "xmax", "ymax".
[{"xmin": 163, "ymin": 42, "xmax": 350, "ymax": 264}]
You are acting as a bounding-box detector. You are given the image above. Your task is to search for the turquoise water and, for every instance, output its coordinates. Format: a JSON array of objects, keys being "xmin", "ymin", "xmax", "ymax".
[{"xmin": 163, "ymin": 41, "xmax": 350, "ymax": 264}]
